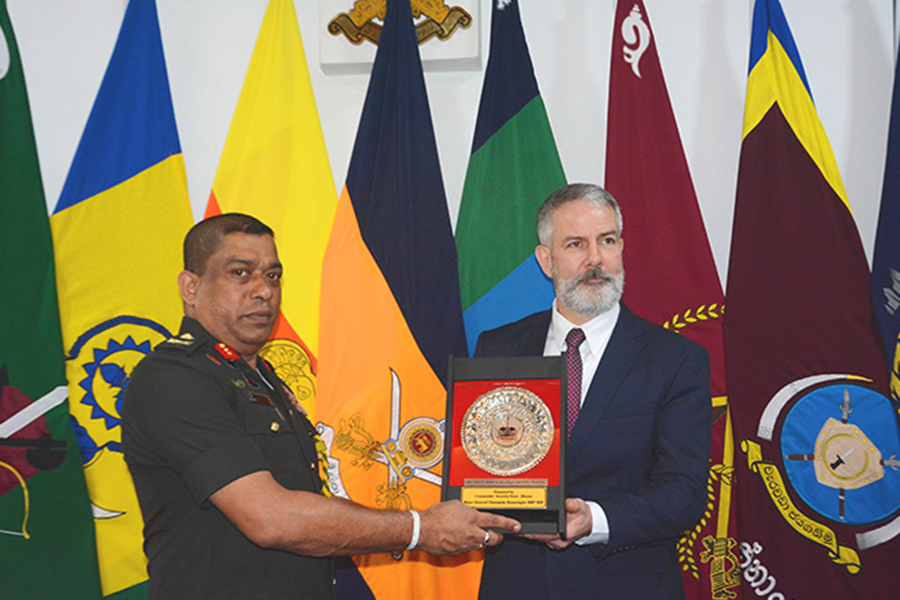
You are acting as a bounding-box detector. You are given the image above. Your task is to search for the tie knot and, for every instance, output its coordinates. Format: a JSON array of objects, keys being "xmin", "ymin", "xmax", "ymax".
[{"xmin": 566, "ymin": 327, "xmax": 586, "ymax": 351}]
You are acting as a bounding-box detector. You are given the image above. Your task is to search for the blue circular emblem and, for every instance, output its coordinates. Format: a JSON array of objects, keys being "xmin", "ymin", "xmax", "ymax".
[
  {"xmin": 68, "ymin": 316, "xmax": 171, "ymax": 465},
  {"xmin": 781, "ymin": 383, "xmax": 900, "ymax": 525}
]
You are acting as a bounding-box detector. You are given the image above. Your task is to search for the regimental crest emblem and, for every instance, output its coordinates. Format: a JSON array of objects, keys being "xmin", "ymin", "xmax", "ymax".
[
  {"xmin": 317, "ymin": 368, "xmax": 444, "ymax": 516},
  {"xmin": 664, "ymin": 303, "xmax": 741, "ymax": 599},
  {"xmin": 621, "ymin": 3, "xmax": 650, "ymax": 78},
  {"xmin": 399, "ymin": 416, "xmax": 443, "ymax": 470},
  {"xmin": 742, "ymin": 374, "xmax": 900, "ymax": 575},
  {"xmin": 879, "ymin": 267, "xmax": 900, "ymax": 316},
  {"xmin": 0, "ymin": 366, "xmax": 69, "ymax": 539},
  {"xmin": 259, "ymin": 338, "xmax": 315, "ymax": 416},
  {"xmin": 328, "ymin": 0, "xmax": 472, "ymax": 46},
  {"xmin": 67, "ymin": 316, "xmax": 171, "ymax": 522}
]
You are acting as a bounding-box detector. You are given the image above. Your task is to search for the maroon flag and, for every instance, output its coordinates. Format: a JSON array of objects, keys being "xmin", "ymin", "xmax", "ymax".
[
  {"xmin": 604, "ymin": 2, "xmax": 740, "ymax": 599},
  {"xmin": 725, "ymin": 1, "xmax": 900, "ymax": 598}
]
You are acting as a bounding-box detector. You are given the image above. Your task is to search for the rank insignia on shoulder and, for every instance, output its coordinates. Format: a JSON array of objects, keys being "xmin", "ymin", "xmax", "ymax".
[
  {"xmin": 165, "ymin": 336, "xmax": 195, "ymax": 347},
  {"xmin": 215, "ymin": 342, "xmax": 240, "ymax": 361}
]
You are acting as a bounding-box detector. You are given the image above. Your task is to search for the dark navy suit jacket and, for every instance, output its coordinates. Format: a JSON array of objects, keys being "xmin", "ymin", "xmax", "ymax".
[{"xmin": 476, "ymin": 305, "xmax": 711, "ymax": 600}]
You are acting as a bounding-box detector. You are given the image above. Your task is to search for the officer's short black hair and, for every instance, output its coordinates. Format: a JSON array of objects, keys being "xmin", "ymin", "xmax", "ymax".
[{"xmin": 184, "ymin": 213, "xmax": 275, "ymax": 275}]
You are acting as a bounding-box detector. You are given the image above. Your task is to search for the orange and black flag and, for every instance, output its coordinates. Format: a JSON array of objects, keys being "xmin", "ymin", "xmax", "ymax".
[
  {"xmin": 205, "ymin": 0, "xmax": 337, "ymax": 420},
  {"xmin": 316, "ymin": 0, "xmax": 472, "ymax": 598},
  {"xmin": 725, "ymin": 1, "xmax": 900, "ymax": 598},
  {"xmin": 603, "ymin": 2, "xmax": 738, "ymax": 598}
]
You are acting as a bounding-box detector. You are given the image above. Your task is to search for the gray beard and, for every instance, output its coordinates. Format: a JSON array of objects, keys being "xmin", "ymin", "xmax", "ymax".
[{"xmin": 553, "ymin": 265, "xmax": 625, "ymax": 319}]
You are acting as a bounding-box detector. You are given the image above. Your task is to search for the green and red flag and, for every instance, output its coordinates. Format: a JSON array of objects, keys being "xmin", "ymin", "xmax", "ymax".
[
  {"xmin": 603, "ymin": 2, "xmax": 738, "ymax": 598},
  {"xmin": 725, "ymin": 1, "xmax": 900, "ymax": 597},
  {"xmin": 0, "ymin": 0, "xmax": 102, "ymax": 596}
]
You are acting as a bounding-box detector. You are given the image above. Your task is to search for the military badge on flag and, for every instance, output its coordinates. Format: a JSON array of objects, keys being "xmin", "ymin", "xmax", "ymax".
[{"xmin": 725, "ymin": 1, "xmax": 900, "ymax": 598}]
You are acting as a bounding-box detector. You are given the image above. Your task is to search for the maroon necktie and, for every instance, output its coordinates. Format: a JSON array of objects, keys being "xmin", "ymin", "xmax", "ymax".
[{"xmin": 565, "ymin": 328, "xmax": 586, "ymax": 440}]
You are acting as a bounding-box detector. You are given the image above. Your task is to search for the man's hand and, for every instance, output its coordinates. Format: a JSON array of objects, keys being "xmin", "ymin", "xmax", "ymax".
[
  {"xmin": 523, "ymin": 497, "xmax": 593, "ymax": 550},
  {"xmin": 417, "ymin": 500, "xmax": 521, "ymax": 555}
]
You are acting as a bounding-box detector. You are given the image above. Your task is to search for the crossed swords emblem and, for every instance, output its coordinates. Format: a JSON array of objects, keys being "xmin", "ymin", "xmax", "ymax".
[{"xmin": 319, "ymin": 369, "xmax": 443, "ymax": 510}]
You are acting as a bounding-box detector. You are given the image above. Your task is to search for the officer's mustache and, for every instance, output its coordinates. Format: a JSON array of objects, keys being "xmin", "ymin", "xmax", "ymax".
[{"xmin": 575, "ymin": 266, "xmax": 613, "ymax": 286}]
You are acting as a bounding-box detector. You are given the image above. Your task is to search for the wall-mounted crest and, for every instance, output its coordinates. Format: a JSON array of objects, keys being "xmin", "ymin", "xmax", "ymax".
[
  {"xmin": 328, "ymin": 0, "xmax": 471, "ymax": 46},
  {"xmin": 320, "ymin": 0, "xmax": 480, "ymax": 74}
]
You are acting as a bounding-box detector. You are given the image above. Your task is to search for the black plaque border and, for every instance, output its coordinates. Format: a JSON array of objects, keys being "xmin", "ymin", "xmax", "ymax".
[{"xmin": 442, "ymin": 355, "xmax": 567, "ymax": 537}]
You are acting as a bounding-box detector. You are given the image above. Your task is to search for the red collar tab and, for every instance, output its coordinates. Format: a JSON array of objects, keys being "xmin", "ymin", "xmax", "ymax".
[{"xmin": 215, "ymin": 343, "xmax": 241, "ymax": 361}]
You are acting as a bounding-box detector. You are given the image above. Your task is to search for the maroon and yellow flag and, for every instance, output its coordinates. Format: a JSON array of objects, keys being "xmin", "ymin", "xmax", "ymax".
[
  {"xmin": 604, "ymin": 2, "xmax": 739, "ymax": 597},
  {"xmin": 725, "ymin": 2, "xmax": 900, "ymax": 598},
  {"xmin": 205, "ymin": 0, "xmax": 337, "ymax": 419}
]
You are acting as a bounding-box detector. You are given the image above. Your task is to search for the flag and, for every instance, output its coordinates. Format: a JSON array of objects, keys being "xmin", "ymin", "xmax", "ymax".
[
  {"xmin": 49, "ymin": 0, "xmax": 194, "ymax": 595},
  {"xmin": 0, "ymin": 1, "xmax": 102, "ymax": 596},
  {"xmin": 725, "ymin": 1, "xmax": 900, "ymax": 597},
  {"xmin": 603, "ymin": 2, "xmax": 738, "ymax": 598},
  {"xmin": 871, "ymin": 44, "xmax": 900, "ymax": 395},
  {"xmin": 454, "ymin": 0, "xmax": 565, "ymax": 352},
  {"xmin": 205, "ymin": 0, "xmax": 337, "ymax": 420},
  {"xmin": 316, "ymin": 0, "xmax": 473, "ymax": 597}
]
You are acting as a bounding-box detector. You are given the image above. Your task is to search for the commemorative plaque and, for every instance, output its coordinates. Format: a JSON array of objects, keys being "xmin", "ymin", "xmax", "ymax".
[{"xmin": 442, "ymin": 356, "xmax": 566, "ymax": 536}]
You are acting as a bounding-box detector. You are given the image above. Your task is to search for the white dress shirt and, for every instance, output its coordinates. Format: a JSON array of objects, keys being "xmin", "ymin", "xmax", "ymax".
[{"xmin": 543, "ymin": 299, "xmax": 620, "ymax": 545}]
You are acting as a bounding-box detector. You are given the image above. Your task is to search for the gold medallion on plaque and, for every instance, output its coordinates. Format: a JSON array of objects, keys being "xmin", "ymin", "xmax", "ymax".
[{"xmin": 461, "ymin": 386, "xmax": 554, "ymax": 476}]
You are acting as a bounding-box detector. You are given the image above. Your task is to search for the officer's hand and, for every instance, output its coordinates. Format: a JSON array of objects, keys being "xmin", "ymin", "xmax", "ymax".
[{"xmin": 417, "ymin": 500, "xmax": 520, "ymax": 555}]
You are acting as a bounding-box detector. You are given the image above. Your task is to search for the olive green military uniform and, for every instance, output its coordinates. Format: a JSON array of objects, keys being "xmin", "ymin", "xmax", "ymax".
[{"xmin": 122, "ymin": 317, "xmax": 334, "ymax": 599}]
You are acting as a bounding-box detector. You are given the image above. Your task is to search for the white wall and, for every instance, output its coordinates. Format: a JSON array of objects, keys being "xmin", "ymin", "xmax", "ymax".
[{"xmin": 9, "ymin": 0, "xmax": 895, "ymax": 287}]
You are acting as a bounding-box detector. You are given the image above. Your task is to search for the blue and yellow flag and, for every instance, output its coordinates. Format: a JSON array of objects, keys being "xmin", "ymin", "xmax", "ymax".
[
  {"xmin": 50, "ymin": 0, "xmax": 193, "ymax": 596},
  {"xmin": 725, "ymin": 1, "xmax": 899, "ymax": 597},
  {"xmin": 455, "ymin": 0, "xmax": 564, "ymax": 352},
  {"xmin": 317, "ymin": 0, "xmax": 472, "ymax": 598}
]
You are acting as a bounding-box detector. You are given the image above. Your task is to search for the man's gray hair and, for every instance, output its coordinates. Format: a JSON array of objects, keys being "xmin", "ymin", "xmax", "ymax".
[{"xmin": 536, "ymin": 183, "xmax": 623, "ymax": 246}]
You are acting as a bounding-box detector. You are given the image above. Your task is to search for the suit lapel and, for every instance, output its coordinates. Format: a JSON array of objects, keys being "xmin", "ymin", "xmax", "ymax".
[
  {"xmin": 523, "ymin": 312, "xmax": 551, "ymax": 356},
  {"xmin": 567, "ymin": 305, "xmax": 644, "ymax": 459}
]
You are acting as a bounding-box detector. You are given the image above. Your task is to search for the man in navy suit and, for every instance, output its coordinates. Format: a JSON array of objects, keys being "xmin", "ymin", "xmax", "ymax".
[{"xmin": 477, "ymin": 184, "xmax": 711, "ymax": 600}]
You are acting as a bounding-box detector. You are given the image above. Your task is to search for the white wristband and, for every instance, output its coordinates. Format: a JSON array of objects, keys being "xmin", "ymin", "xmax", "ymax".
[{"xmin": 406, "ymin": 510, "xmax": 421, "ymax": 551}]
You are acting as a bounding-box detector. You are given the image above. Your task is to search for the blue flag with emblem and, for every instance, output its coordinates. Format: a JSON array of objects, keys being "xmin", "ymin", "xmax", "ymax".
[
  {"xmin": 871, "ymin": 43, "xmax": 900, "ymax": 398},
  {"xmin": 49, "ymin": 0, "xmax": 194, "ymax": 596}
]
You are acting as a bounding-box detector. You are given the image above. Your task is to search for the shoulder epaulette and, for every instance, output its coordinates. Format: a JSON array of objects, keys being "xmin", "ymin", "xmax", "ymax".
[{"xmin": 157, "ymin": 331, "xmax": 200, "ymax": 352}]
